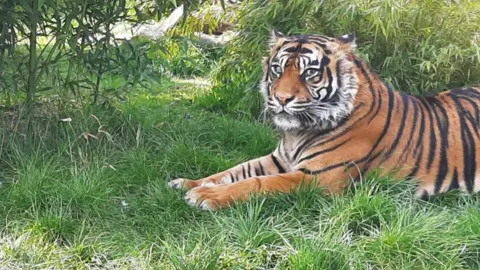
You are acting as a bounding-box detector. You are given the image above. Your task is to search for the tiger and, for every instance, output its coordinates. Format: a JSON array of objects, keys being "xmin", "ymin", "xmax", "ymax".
[{"xmin": 168, "ymin": 30, "xmax": 480, "ymax": 210}]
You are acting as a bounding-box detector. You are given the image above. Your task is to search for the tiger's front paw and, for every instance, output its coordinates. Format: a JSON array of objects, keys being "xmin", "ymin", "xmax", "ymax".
[
  {"xmin": 168, "ymin": 178, "xmax": 218, "ymax": 190},
  {"xmin": 184, "ymin": 186, "xmax": 232, "ymax": 210},
  {"xmin": 168, "ymin": 178, "xmax": 196, "ymax": 190}
]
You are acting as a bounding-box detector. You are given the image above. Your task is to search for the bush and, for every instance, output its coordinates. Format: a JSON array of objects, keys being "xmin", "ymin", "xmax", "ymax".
[
  {"xmin": 149, "ymin": 37, "xmax": 226, "ymax": 78},
  {"xmin": 210, "ymin": 0, "xmax": 480, "ymax": 117},
  {"xmin": 0, "ymin": 0, "xmax": 228, "ymax": 134}
]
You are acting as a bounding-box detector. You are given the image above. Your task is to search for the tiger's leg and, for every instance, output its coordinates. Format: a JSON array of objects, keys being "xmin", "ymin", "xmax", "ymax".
[
  {"xmin": 167, "ymin": 154, "xmax": 287, "ymax": 190},
  {"xmin": 184, "ymin": 168, "xmax": 351, "ymax": 210}
]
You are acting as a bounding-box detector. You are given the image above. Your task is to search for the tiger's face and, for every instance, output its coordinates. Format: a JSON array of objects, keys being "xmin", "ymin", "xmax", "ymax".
[{"xmin": 260, "ymin": 31, "xmax": 359, "ymax": 131}]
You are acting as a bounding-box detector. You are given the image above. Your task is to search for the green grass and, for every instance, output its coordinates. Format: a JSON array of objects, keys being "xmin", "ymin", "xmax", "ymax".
[{"xmin": 1, "ymin": 80, "xmax": 480, "ymax": 269}]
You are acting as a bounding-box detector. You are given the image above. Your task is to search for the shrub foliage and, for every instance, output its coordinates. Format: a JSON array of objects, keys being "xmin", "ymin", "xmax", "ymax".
[{"xmin": 0, "ymin": 0, "xmax": 225, "ymax": 131}]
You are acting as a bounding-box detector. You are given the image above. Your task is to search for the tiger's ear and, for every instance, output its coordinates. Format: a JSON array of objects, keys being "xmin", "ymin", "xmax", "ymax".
[
  {"xmin": 269, "ymin": 29, "xmax": 285, "ymax": 47},
  {"xmin": 336, "ymin": 34, "xmax": 357, "ymax": 50}
]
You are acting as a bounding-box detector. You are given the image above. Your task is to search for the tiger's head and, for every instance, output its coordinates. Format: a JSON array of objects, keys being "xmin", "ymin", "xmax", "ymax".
[{"xmin": 260, "ymin": 31, "xmax": 359, "ymax": 131}]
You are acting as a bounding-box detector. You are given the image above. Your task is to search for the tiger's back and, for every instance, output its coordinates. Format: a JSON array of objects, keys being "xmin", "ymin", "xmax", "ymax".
[{"xmin": 290, "ymin": 56, "xmax": 480, "ymax": 197}]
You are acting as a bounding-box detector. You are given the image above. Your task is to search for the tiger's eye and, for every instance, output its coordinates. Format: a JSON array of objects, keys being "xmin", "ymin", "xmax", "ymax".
[
  {"xmin": 271, "ymin": 65, "xmax": 282, "ymax": 74},
  {"xmin": 305, "ymin": 69, "xmax": 319, "ymax": 77}
]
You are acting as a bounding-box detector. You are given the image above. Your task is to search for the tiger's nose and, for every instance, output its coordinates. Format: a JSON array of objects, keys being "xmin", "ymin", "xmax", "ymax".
[{"xmin": 275, "ymin": 93, "xmax": 295, "ymax": 105}]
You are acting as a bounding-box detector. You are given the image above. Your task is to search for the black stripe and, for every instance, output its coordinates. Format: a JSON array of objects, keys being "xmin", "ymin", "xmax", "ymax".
[
  {"xmin": 414, "ymin": 98, "xmax": 426, "ymax": 157},
  {"xmin": 280, "ymin": 40, "xmax": 292, "ymax": 47},
  {"xmin": 283, "ymin": 45, "xmax": 299, "ymax": 53},
  {"xmin": 247, "ymin": 163, "xmax": 252, "ymax": 178},
  {"xmin": 310, "ymin": 103, "xmax": 366, "ymax": 149},
  {"xmin": 407, "ymin": 98, "xmax": 428, "ymax": 179},
  {"xmin": 311, "ymin": 41, "xmax": 332, "ymax": 54},
  {"xmin": 299, "ymin": 47, "xmax": 313, "ymax": 54},
  {"xmin": 383, "ymin": 93, "xmax": 410, "ymax": 160},
  {"xmin": 309, "ymin": 36, "xmax": 331, "ymax": 43},
  {"xmin": 299, "ymin": 154, "xmax": 372, "ymax": 175},
  {"xmin": 299, "ymin": 163, "xmax": 345, "ymax": 175},
  {"xmin": 353, "ymin": 58, "xmax": 375, "ymax": 97},
  {"xmin": 312, "ymin": 41, "xmax": 327, "ymax": 49},
  {"xmin": 358, "ymin": 151, "xmax": 383, "ymax": 177},
  {"xmin": 430, "ymin": 98, "xmax": 450, "ymax": 148},
  {"xmin": 229, "ymin": 172, "xmax": 236, "ymax": 182},
  {"xmin": 353, "ymin": 58, "xmax": 378, "ymax": 122},
  {"xmin": 298, "ymin": 139, "xmax": 350, "ymax": 164},
  {"xmin": 448, "ymin": 169, "xmax": 460, "ymax": 191},
  {"xmin": 367, "ymin": 85, "xmax": 395, "ymax": 156},
  {"xmin": 325, "ymin": 67, "xmax": 334, "ymax": 98},
  {"xmin": 418, "ymin": 97, "xmax": 436, "ymax": 170},
  {"xmin": 255, "ymin": 167, "xmax": 261, "ymax": 176},
  {"xmin": 431, "ymin": 99, "xmax": 450, "ymax": 194},
  {"xmin": 292, "ymin": 132, "xmax": 323, "ymax": 161},
  {"xmin": 455, "ymin": 94, "xmax": 480, "ymax": 137},
  {"xmin": 259, "ymin": 162, "xmax": 266, "ymax": 176},
  {"xmin": 452, "ymin": 87, "xmax": 480, "ymax": 99},
  {"xmin": 271, "ymin": 154, "xmax": 286, "ymax": 173},
  {"xmin": 369, "ymin": 91, "xmax": 382, "ymax": 124},
  {"xmin": 300, "ymin": 57, "xmax": 308, "ymax": 70},
  {"xmin": 450, "ymin": 94, "xmax": 476, "ymax": 193},
  {"xmin": 434, "ymin": 159, "xmax": 448, "ymax": 194},
  {"xmin": 399, "ymin": 96, "xmax": 419, "ymax": 163},
  {"xmin": 242, "ymin": 165, "xmax": 246, "ymax": 179},
  {"xmin": 295, "ymin": 38, "xmax": 310, "ymax": 44},
  {"xmin": 284, "ymin": 46, "xmax": 313, "ymax": 54},
  {"xmin": 358, "ymin": 85, "xmax": 396, "ymax": 173}
]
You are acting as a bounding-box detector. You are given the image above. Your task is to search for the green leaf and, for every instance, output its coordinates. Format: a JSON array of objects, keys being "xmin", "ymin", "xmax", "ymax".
[{"xmin": 38, "ymin": 0, "xmax": 45, "ymax": 10}]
